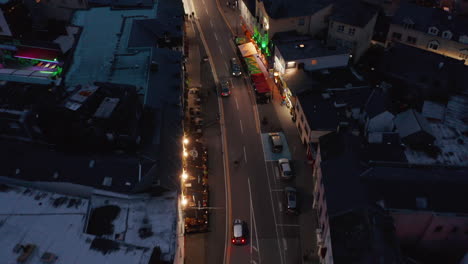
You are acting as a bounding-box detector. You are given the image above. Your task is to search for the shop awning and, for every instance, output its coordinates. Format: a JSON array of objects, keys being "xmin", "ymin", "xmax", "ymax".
[
  {"xmin": 14, "ymin": 47, "xmax": 61, "ymax": 63},
  {"xmin": 238, "ymin": 42, "xmax": 257, "ymax": 58}
]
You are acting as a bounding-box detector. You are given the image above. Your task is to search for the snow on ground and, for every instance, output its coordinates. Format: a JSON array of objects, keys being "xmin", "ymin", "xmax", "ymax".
[
  {"xmin": 0, "ymin": 184, "xmax": 177, "ymax": 264},
  {"xmin": 66, "ymin": 7, "xmax": 157, "ymax": 89}
]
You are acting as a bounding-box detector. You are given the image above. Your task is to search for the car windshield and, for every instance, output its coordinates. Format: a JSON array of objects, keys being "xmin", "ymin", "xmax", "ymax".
[
  {"xmin": 221, "ymin": 81, "xmax": 230, "ymax": 92},
  {"xmin": 281, "ymin": 162, "xmax": 291, "ymax": 172}
]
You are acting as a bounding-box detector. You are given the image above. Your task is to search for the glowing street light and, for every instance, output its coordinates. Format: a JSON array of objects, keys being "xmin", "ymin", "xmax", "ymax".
[
  {"xmin": 182, "ymin": 171, "xmax": 188, "ymax": 180},
  {"xmin": 181, "ymin": 196, "xmax": 188, "ymax": 206},
  {"xmin": 183, "ymin": 149, "xmax": 188, "ymax": 157},
  {"xmin": 183, "ymin": 138, "xmax": 189, "ymax": 145}
]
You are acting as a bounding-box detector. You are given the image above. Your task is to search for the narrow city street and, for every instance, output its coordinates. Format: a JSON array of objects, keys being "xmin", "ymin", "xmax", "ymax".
[{"xmin": 183, "ymin": 0, "xmax": 319, "ymax": 263}]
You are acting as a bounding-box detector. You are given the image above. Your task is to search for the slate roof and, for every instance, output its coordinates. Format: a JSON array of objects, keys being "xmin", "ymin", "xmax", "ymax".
[
  {"xmin": 128, "ymin": 18, "xmax": 183, "ymax": 48},
  {"xmin": 261, "ymin": 0, "xmax": 332, "ymax": 19},
  {"xmin": 362, "ymin": 166, "xmax": 468, "ymax": 213},
  {"xmin": 319, "ymin": 132, "xmax": 370, "ymax": 215},
  {"xmin": 331, "ymin": 0, "xmax": 378, "ymax": 27},
  {"xmin": 298, "ymin": 86, "xmax": 371, "ymax": 131},
  {"xmin": 392, "ymin": 3, "xmax": 468, "ymax": 39},
  {"xmin": 379, "ymin": 43, "xmax": 468, "ymax": 98},
  {"xmin": 393, "ymin": 109, "xmax": 433, "ymax": 139}
]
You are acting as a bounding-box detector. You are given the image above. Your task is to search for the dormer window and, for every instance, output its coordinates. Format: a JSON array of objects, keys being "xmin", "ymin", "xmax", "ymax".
[
  {"xmin": 428, "ymin": 40, "xmax": 440, "ymax": 50},
  {"xmin": 442, "ymin": 30, "xmax": 452, "ymax": 39},
  {"xmin": 403, "ymin": 18, "xmax": 414, "ymax": 29},
  {"xmin": 459, "ymin": 35, "xmax": 468, "ymax": 44},
  {"xmin": 428, "ymin": 26, "xmax": 439, "ymax": 36}
]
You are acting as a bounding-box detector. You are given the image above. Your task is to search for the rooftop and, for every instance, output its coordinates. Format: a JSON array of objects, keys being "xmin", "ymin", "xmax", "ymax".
[
  {"xmin": 283, "ymin": 67, "xmax": 367, "ymax": 95},
  {"xmin": 330, "ymin": 207, "xmax": 403, "ymax": 264},
  {"xmin": 363, "ymin": 165, "xmax": 468, "ymax": 213},
  {"xmin": 66, "ymin": 7, "xmax": 157, "ymax": 89},
  {"xmin": 392, "ymin": 3, "xmax": 468, "ymax": 39},
  {"xmin": 298, "ymin": 86, "xmax": 371, "ymax": 130},
  {"xmin": 379, "ymin": 43, "xmax": 468, "ymax": 99},
  {"xmin": 273, "ymin": 33, "xmax": 348, "ymax": 61},
  {"xmin": 319, "ymin": 132, "xmax": 370, "ymax": 215},
  {"xmin": 331, "ymin": 0, "xmax": 378, "ymax": 27},
  {"xmin": 261, "ymin": 0, "xmax": 332, "ymax": 19},
  {"xmin": 0, "ymin": 184, "xmax": 177, "ymax": 263}
]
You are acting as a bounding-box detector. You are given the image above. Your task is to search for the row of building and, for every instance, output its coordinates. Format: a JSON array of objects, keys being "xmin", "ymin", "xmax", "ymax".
[
  {"xmin": 0, "ymin": 0, "xmax": 187, "ymax": 263},
  {"xmin": 235, "ymin": 0, "xmax": 468, "ymax": 263}
]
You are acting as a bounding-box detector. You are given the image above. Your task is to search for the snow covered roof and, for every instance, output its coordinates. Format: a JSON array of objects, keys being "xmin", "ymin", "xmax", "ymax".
[
  {"xmin": 404, "ymin": 123, "xmax": 468, "ymax": 166},
  {"xmin": 0, "ymin": 184, "xmax": 178, "ymax": 264},
  {"xmin": 394, "ymin": 109, "xmax": 433, "ymax": 139},
  {"xmin": 66, "ymin": 7, "xmax": 157, "ymax": 89},
  {"xmin": 367, "ymin": 111, "xmax": 394, "ymax": 133},
  {"xmin": 445, "ymin": 94, "xmax": 468, "ymax": 133},
  {"xmin": 422, "ymin": 101, "xmax": 445, "ymax": 121}
]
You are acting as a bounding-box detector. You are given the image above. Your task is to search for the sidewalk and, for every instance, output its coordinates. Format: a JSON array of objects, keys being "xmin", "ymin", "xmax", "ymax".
[{"xmin": 217, "ymin": 2, "xmax": 320, "ymax": 263}]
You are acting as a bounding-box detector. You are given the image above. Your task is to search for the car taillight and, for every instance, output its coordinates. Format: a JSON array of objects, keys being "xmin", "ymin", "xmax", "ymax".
[
  {"xmin": 241, "ymin": 239, "xmax": 245, "ymax": 243},
  {"xmin": 232, "ymin": 239, "xmax": 235, "ymax": 243}
]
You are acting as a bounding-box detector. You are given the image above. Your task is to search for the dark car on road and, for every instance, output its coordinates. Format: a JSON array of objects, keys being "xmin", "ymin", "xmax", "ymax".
[
  {"xmin": 284, "ymin": 187, "xmax": 298, "ymax": 215},
  {"xmin": 230, "ymin": 57, "xmax": 242, "ymax": 77},
  {"xmin": 220, "ymin": 79, "xmax": 232, "ymax": 97}
]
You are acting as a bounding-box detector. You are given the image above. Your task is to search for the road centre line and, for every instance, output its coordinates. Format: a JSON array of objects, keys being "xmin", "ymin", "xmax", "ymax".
[
  {"xmin": 282, "ymin": 238, "xmax": 288, "ymax": 251},
  {"xmin": 224, "ymin": 61, "xmax": 229, "ymax": 72},
  {"xmin": 240, "ymin": 120, "xmax": 244, "ymax": 134},
  {"xmin": 278, "ymin": 201, "xmax": 282, "ymax": 212},
  {"xmin": 219, "ymin": 46, "xmax": 223, "ymax": 54},
  {"xmin": 252, "ymin": 246, "xmax": 258, "ymax": 252},
  {"xmin": 214, "ymin": 33, "xmax": 218, "ymax": 40},
  {"xmin": 210, "ymin": 19, "xmax": 214, "ymax": 27},
  {"xmin": 243, "ymin": 146, "xmax": 247, "ymax": 163},
  {"xmin": 235, "ymin": 97, "xmax": 239, "ymax": 110}
]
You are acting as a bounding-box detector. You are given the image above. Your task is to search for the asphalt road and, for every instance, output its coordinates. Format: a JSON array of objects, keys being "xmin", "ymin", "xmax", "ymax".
[{"xmin": 184, "ymin": 0, "xmax": 302, "ymax": 263}]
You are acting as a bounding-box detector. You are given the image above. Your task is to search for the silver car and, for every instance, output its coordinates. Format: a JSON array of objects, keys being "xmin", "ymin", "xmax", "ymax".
[{"xmin": 278, "ymin": 158, "xmax": 293, "ymax": 180}]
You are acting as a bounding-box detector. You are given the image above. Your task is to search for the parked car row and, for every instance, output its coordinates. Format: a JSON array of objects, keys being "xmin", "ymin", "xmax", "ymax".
[{"xmin": 268, "ymin": 132, "xmax": 300, "ymax": 215}]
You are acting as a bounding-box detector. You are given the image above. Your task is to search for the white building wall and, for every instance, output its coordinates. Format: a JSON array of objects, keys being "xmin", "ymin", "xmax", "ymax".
[{"xmin": 239, "ymin": 0, "xmax": 255, "ymax": 33}]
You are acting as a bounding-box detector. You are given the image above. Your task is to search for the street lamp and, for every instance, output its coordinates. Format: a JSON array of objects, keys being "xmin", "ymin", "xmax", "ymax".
[
  {"xmin": 182, "ymin": 171, "xmax": 188, "ymax": 180},
  {"xmin": 181, "ymin": 196, "xmax": 188, "ymax": 207},
  {"xmin": 183, "ymin": 137, "xmax": 189, "ymax": 145}
]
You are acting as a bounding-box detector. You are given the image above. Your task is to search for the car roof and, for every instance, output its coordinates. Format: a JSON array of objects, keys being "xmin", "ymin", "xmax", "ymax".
[{"xmin": 233, "ymin": 220, "xmax": 243, "ymax": 237}]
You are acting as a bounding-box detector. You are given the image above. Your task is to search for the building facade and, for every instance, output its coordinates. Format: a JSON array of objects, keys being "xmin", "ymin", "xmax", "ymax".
[{"xmin": 386, "ymin": 3, "xmax": 468, "ymax": 65}]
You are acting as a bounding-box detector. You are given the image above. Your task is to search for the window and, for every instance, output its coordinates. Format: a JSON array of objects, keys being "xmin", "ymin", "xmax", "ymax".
[
  {"xmin": 348, "ymin": 28, "xmax": 356, "ymax": 36},
  {"xmin": 298, "ymin": 18, "xmax": 305, "ymax": 26},
  {"xmin": 428, "ymin": 40, "xmax": 439, "ymax": 50},
  {"xmin": 434, "ymin": 225, "xmax": 443, "ymax": 232},
  {"xmin": 428, "ymin": 27, "xmax": 439, "ymax": 36},
  {"xmin": 459, "ymin": 52, "xmax": 468, "ymax": 60},
  {"xmin": 442, "ymin": 30, "xmax": 452, "ymax": 39},
  {"xmin": 459, "ymin": 35, "xmax": 468, "ymax": 44},
  {"xmin": 337, "ymin": 25, "xmax": 344, "ymax": 32},
  {"xmin": 311, "ymin": 59, "xmax": 317, "ymax": 65},
  {"xmin": 392, "ymin": 32, "xmax": 402, "ymax": 40},
  {"xmin": 407, "ymin": 36, "xmax": 417, "ymax": 44}
]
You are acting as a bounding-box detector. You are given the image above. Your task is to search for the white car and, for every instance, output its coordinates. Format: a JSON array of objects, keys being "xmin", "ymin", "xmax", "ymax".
[
  {"xmin": 278, "ymin": 158, "xmax": 293, "ymax": 180},
  {"xmin": 232, "ymin": 219, "xmax": 247, "ymax": 245}
]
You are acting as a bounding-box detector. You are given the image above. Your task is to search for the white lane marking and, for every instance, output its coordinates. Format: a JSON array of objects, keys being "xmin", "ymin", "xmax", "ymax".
[
  {"xmin": 276, "ymin": 224, "xmax": 301, "ymax": 227},
  {"xmin": 235, "ymin": 97, "xmax": 239, "ymax": 110},
  {"xmin": 243, "ymin": 146, "xmax": 247, "ymax": 163},
  {"xmin": 224, "ymin": 61, "xmax": 229, "ymax": 72},
  {"xmin": 251, "ymin": 261, "xmax": 258, "ymax": 264},
  {"xmin": 248, "ymin": 178, "xmax": 261, "ymax": 263},
  {"xmin": 219, "ymin": 46, "xmax": 223, "ymax": 54},
  {"xmin": 252, "ymin": 246, "xmax": 258, "ymax": 252},
  {"xmin": 278, "ymin": 201, "xmax": 283, "ymax": 212},
  {"xmin": 282, "ymin": 238, "xmax": 288, "ymax": 251},
  {"xmin": 274, "ymin": 164, "xmax": 280, "ymax": 181},
  {"xmin": 214, "ymin": 33, "xmax": 218, "ymax": 41},
  {"xmin": 202, "ymin": 0, "xmax": 205, "ymax": 5},
  {"xmin": 210, "ymin": 19, "xmax": 214, "ymax": 27},
  {"xmin": 240, "ymin": 119, "xmax": 244, "ymax": 134}
]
